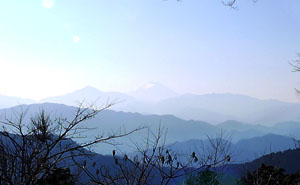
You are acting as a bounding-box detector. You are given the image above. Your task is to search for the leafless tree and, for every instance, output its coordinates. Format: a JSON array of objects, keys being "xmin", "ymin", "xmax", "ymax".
[
  {"xmin": 76, "ymin": 127, "xmax": 232, "ymax": 185},
  {"xmin": 175, "ymin": 0, "xmax": 258, "ymax": 9},
  {"xmin": 0, "ymin": 102, "xmax": 141, "ymax": 185},
  {"xmin": 222, "ymin": 0, "xmax": 258, "ymax": 9},
  {"xmin": 290, "ymin": 53, "xmax": 300, "ymax": 96}
]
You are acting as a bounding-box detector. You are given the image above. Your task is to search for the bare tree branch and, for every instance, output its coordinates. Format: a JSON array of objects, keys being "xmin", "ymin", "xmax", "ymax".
[{"xmin": 0, "ymin": 101, "xmax": 142, "ymax": 185}]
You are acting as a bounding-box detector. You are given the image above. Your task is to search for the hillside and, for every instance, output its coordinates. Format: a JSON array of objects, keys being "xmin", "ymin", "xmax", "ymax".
[
  {"xmin": 1, "ymin": 86, "xmax": 300, "ymax": 125},
  {"xmin": 1, "ymin": 103, "xmax": 300, "ymax": 154},
  {"xmin": 165, "ymin": 134, "xmax": 295, "ymax": 163},
  {"xmin": 224, "ymin": 149, "xmax": 300, "ymax": 178}
]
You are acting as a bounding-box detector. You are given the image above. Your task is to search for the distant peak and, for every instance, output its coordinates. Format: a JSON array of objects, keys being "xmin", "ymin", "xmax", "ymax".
[
  {"xmin": 130, "ymin": 82, "xmax": 178, "ymax": 102},
  {"xmin": 78, "ymin": 86, "xmax": 102, "ymax": 93},
  {"xmin": 82, "ymin": 86, "xmax": 98, "ymax": 90},
  {"xmin": 145, "ymin": 83, "xmax": 155, "ymax": 89},
  {"xmin": 143, "ymin": 82, "xmax": 161, "ymax": 89}
]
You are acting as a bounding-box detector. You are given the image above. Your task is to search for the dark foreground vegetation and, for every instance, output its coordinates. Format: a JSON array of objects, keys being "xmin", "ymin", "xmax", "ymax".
[
  {"xmin": 0, "ymin": 103, "xmax": 299, "ymax": 185},
  {"xmin": 0, "ymin": 104, "xmax": 230, "ymax": 185}
]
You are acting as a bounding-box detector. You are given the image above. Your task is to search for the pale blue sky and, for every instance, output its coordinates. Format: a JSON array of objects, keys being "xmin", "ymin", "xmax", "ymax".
[{"xmin": 0, "ymin": 0, "xmax": 300, "ymax": 102}]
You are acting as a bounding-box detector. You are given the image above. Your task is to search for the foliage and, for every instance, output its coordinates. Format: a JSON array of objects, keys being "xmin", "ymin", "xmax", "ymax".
[
  {"xmin": 184, "ymin": 170, "xmax": 245, "ymax": 185},
  {"xmin": 36, "ymin": 167, "xmax": 75, "ymax": 185},
  {"xmin": 242, "ymin": 163, "xmax": 300, "ymax": 185},
  {"xmin": 185, "ymin": 170, "xmax": 220, "ymax": 185}
]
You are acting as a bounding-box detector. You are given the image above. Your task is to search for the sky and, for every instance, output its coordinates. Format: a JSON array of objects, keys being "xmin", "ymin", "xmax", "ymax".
[{"xmin": 0, "ymin": 0, "xmax": 300, "ymax": 102}]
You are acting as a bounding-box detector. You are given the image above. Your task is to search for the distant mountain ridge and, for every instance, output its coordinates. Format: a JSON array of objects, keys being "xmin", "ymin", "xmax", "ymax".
[
  {"xmin": 225, "ymin": 148, "xmax": 300, "ymax": 178},
  {"xmin": 0, "ymin": 93, "xmax": 34, "ymax": 109},
  {"xmin": 39, "ymin": 85, "xmax": 300, "ymax": 125},
  {"xmin": 165, "ymin": 134, "xmax": 295, "ymax": 163},
  {"xmin": 152, "ymin": 93, "xmax": 300, "ymax": 125},
  {"xmin": 40, "ymin": 86, "xmax": 136, "ymax": 110},
  {"xmin": 1, "ymin": 83, "xmax": 300, "ymax": 125},
  {"xmin": 1, "ymin": 103, "xmax": 300, "ymax": 155}
]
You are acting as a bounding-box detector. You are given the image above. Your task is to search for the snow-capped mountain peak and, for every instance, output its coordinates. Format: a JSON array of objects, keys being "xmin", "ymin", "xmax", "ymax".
[{"xmin": 130, "ymin": 82, "xmax": 178, "ymax": 102}]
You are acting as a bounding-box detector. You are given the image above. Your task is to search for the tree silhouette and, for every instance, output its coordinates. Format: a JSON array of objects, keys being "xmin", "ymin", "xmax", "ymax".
[
  {"xmin": 242, "ymin": 164, "xmax": 300, "ymax": 185},
  {"xmin": 36, "ymin": 167, "xmax": 75, "ymax": 185},
  {"xmin": 222, "ymin": 0, "xmax": 258, "ymax": 9},
  {"xmin": 0, "ymin": 102, "xmax": 141, "ymax": 185},
  {"xmin": 76, "ymin": 127, "xmax": 232, "ymax": 185}
]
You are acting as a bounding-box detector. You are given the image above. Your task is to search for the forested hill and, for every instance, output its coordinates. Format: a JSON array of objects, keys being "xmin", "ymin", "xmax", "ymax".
[{"xmin": 225, "ymin": 148, "xmax": 300, "ymax": 178}]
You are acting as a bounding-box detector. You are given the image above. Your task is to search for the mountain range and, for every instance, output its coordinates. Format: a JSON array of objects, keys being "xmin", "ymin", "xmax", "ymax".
[
  {"xmin": 0, "ymin": 103, "xmax": 299, "ymax": 155},
  {"xmin": 167, "ymin": 134, "xmax": 295, "ymax": 163},
  {"xmin": 1, "ymin": 83, "xmax": 300, "ymax": 125},
  {"xmin": 0, "ymin": 93, "xmax": 35, "ymax": 109},
  {"xmin": 225, "ymin": 148, "xmax": 300, "ymax": 178},
  {"xmin": 0, "ymin": 101, "xmax": 300, "ymax": 184}
]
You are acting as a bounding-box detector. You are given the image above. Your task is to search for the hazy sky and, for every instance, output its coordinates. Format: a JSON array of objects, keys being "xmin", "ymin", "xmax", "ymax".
[{"xmin": 0, "ymin": 0, "xmax": 300, "ymax": 102}]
